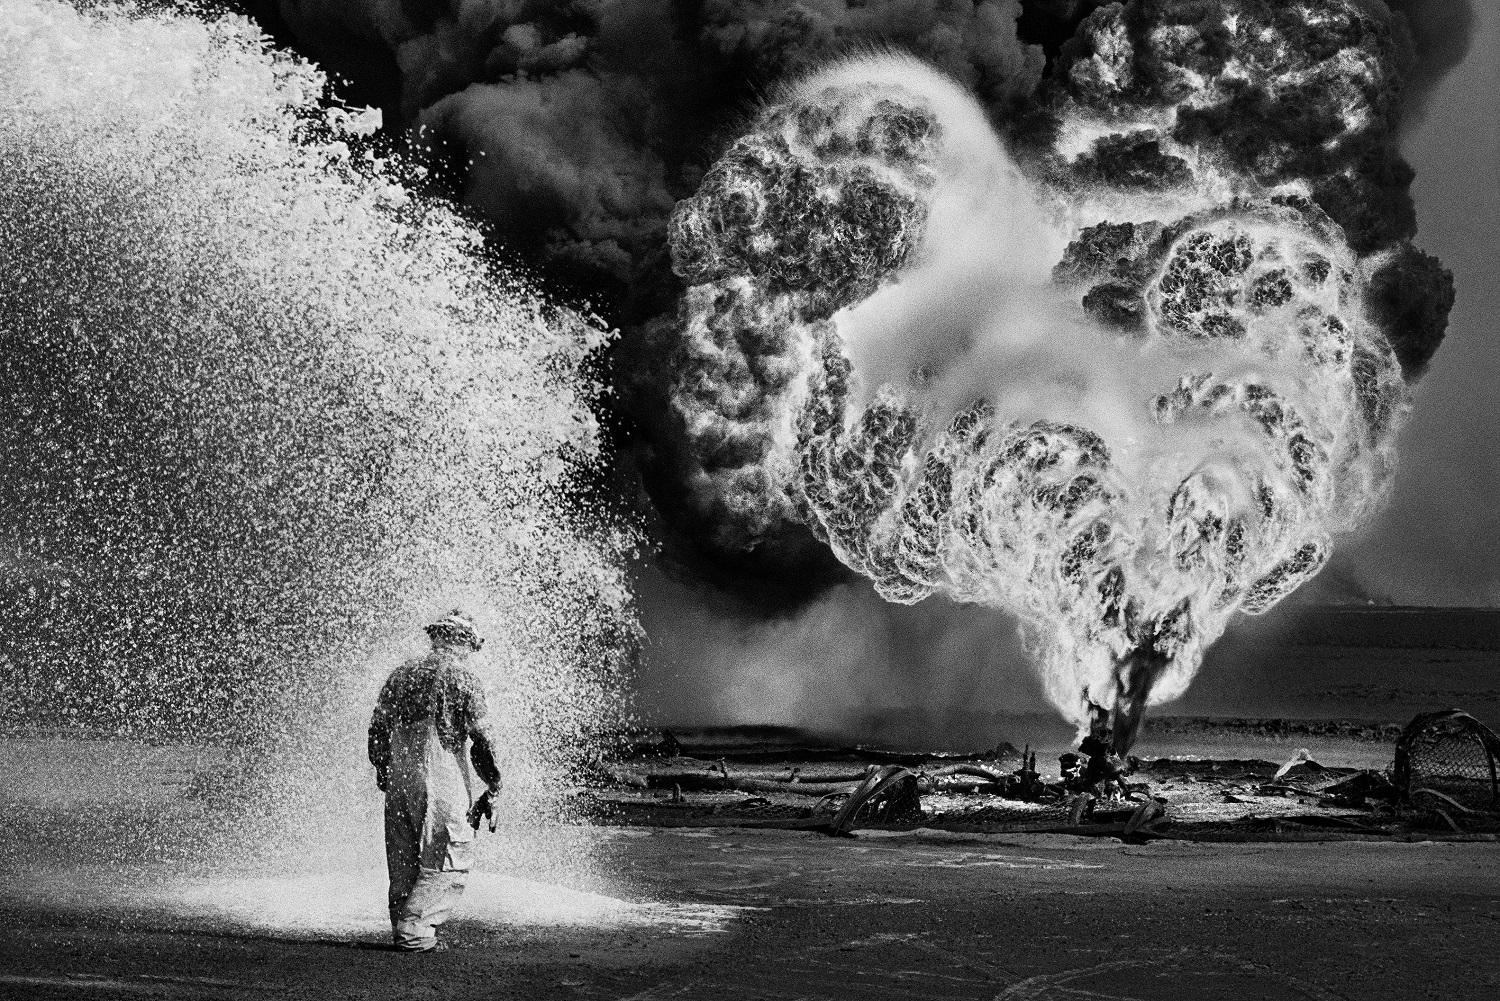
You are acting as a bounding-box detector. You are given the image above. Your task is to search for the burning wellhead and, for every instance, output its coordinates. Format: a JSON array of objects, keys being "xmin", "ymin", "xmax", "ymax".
[{"xmin": 659, "ymin": 3, "xmax": 1446, "ymax": 749}]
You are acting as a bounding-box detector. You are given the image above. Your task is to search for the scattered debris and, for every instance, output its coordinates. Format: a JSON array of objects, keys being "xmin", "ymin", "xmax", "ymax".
[
  {"xmin": 1272, "ymin": 748, "xmax": 1320, "ymax": 782},
  {"xmin": 1411, "ymin": 787, "xmax": 1476, "ymax": 815},
  {"xmin": 1393, "ymin": 710, "xmax": 1500, "ymax": 812},
  {"xmin": 1316, "ymin": 771, "xmax": 1397, "ymax": 807},
  {"xmin": 588, "ymin": 714, "xmax": 1500, "ymax": 841},
  {"xmin": 829, "ymin": 766, "xmax": 922, "ymax": 834},
  {"xmin": 1068, "ymin": 795, "xmax": 1092, "ymax": 826},
  {"xmin": 1124, "ymin": 798, "xmax": 1168, "ymax": 837}
]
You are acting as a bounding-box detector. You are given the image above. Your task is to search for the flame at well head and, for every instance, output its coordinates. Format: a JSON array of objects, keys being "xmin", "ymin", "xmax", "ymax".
[{"xmin": 665, "ymin": 6, "xmax": 1415, "ymax": 751}]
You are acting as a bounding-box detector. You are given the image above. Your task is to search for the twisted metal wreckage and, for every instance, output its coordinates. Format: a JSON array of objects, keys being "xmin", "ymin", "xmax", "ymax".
[{"xmin": 592, "ymin": 711, "xmax": 1500, "ymax": 841}]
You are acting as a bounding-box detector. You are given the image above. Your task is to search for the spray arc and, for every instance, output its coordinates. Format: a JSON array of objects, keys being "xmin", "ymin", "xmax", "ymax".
[
  {"xmin": 0, "ymin": 0, "xmax": 641, "ymax": 827},
  {"xmin": 663, "ymin": 52, "xmax": 1409, "ymax": 752}
]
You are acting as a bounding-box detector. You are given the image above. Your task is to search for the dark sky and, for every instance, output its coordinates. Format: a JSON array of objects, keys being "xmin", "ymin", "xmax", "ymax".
[{"xmin": 1330, "ymin": 5, "xmax": 1500, "ymax": 606}]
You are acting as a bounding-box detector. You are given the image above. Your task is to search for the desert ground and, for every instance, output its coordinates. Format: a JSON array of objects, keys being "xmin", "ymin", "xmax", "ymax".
[
  {"xmin": 2, "ymin": 721, "xmax": 1498, "ymax": 1001},
  {"xmin": 4, "ymin": 609, "xmax": 1500, "ymax": 1000},
  {"xmin": 2, "ymin": 818, "xmax": 1497, "ymax": 1000}
]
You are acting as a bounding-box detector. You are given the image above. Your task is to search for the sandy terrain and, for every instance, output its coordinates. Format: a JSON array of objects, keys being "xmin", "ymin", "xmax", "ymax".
[
  {"xmin": 2, "ymin": 729, "xmax": 1498, "ymax": 1000},
  {"xmin": 2, "ymin": 826, "xmax": 1498, "ymax": 1000}
]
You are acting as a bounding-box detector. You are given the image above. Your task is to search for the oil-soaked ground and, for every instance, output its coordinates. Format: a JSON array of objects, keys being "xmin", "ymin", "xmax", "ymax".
[
  {"xmin": 2, "ymin": 827, "xmax": 1498, "ymax": 1000},
  {"xmin": 2, "ymin": 730, "xmax": 1499, "ymax": 1000}
]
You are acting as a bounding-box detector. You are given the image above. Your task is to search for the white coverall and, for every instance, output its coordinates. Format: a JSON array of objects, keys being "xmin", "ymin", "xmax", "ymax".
[{"xmin": 367, "ymin": 649, "xmax": 501, "ymax": 951}]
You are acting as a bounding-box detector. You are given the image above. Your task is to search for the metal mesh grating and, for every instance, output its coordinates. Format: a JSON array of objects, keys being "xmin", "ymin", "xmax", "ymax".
[{"xmin": 1396, "ymin": 711, "xmax": 1500, "ymax": 813}]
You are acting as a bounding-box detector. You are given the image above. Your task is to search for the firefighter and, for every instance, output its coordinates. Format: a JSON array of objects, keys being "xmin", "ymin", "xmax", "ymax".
[{"xmin": 368, "ymin": 610, "xmax": 502, "ymax": 951}]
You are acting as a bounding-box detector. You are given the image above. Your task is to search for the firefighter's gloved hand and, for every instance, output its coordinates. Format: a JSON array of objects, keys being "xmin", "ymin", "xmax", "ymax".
[{"xmin": 468, "ymin": 788, "xmax": 499, "ymax": 832}]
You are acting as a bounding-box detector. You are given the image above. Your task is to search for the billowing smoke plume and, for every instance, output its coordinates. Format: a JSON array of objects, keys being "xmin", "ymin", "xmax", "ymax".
[
  {"xmin": 249, "ymin": 0, "xmax": 1047, "ymax": 304},
  {"xmin": 236, "ymin": 1, "xmax": 1465, "ymax": 611},
  {"xmin": 1012, "ymin": 0, "xmax": 1457, "ymax": 374},
  {"xmin": 663, "ymin": 40, "xmax": 1413, "ymax": 748},
  {"xmin": 241, "ymin": 2, "xmax": 1465, "ymax": 294},
  {"xmin": 223, "ymin": 0, "xmax": 1465, "ymax": 737}
]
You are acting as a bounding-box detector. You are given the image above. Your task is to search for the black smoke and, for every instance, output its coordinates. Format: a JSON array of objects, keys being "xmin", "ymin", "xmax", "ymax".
[
  {"xmin": 238, "ymin": 1, "xmax": 1044, "ymax": 315},
  {"xmin": 1012, "ymin": 1, "xmax": 1461, "ymax": 363},
  {"xmin": 229, "ymin": 0, "xmax": 1470, "ymax": 609}
]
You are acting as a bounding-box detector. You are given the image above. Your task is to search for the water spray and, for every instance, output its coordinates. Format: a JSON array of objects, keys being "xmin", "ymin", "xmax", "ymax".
[{"xmin": 0, "ymin": 0, "xmax": 639, "ymax": 836}]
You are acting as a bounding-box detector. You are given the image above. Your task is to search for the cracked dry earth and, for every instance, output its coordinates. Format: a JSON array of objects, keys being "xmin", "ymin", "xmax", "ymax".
[{"xmin": 3, "ymin": 826, "xmax": 1498, "ymax": 1001}]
